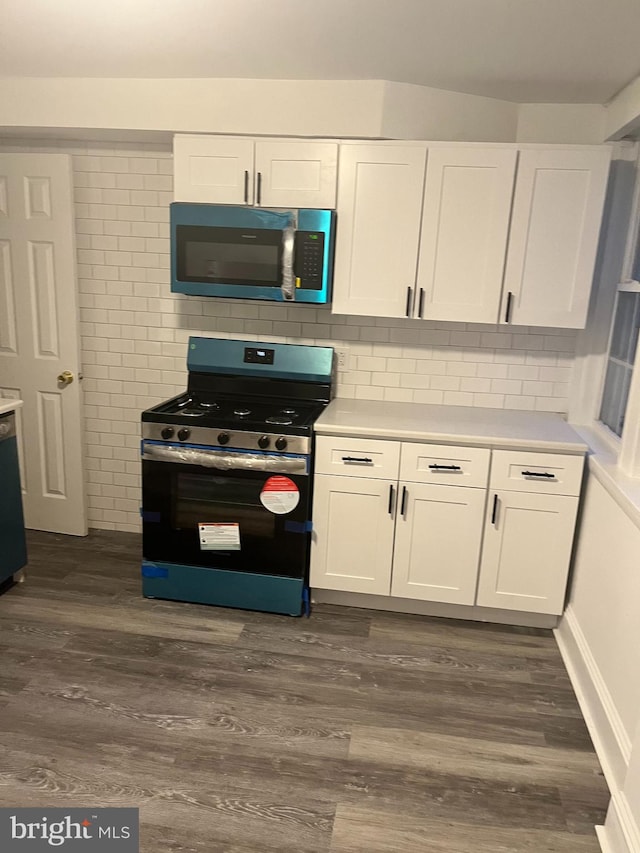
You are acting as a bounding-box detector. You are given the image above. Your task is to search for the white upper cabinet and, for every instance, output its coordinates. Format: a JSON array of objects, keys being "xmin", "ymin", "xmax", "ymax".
[
  {"xmin": 254, "ymin": 140, "xmax": 338, "ymax": 209},
  {"xmin": 331, "ymin": 141, "xmax": 610, "ymax": 328},
  {"xmin": 173, "ymin": 135, "xmax": 338, "ymax": 208},
  {"xmin": 500, "ymin": 147, "xmax": 611, "ymax": 329},
  {"xmin": 416, "ymin": 147, "xmax": 517, "ymax": 323},
  {"xmin": 174, "ymin": 136, "xmax": 253, "ymax": 205},
  {"xmin": 332, "ymin": 143, "xmax": 427, "ymax": 318}
]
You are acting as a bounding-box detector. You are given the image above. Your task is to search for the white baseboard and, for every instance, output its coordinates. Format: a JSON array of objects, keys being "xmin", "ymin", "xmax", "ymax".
[
  {"xmin": 596, "ymin": 794, "xmax": 640, "ymax": 853},
  {"xmin": 555, "ymin": 604, "xmax": 631, "ymax": 795}
]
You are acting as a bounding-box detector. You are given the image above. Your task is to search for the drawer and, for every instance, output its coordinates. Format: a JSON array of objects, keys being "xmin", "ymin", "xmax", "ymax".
[
  {"xmin": 490, "ymin": 449, "xmax": 584, "ymax": 496},
  {"xmin": 400, "ymin": 443, "xmax": 490, "ymax": 488},
  {"xmin": 314, "ymin": 435, "xmax": 400, "ymax": 480}
]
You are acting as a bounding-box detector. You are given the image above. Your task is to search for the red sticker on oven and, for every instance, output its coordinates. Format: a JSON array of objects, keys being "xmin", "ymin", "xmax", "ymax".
[{"xmin": 260, "ymin": 476, "xmax": 300, "ymax": 515}]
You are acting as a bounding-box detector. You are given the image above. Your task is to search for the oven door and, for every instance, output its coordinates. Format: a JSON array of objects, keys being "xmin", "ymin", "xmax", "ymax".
[{"xmin": 141, "ymin": 442, "xmax": 311, "ymax": 579}]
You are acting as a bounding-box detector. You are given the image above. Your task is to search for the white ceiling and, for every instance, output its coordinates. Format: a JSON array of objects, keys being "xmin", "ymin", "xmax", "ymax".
[{"xmin": 2, "ymin": 0, "xmax": 640, "ymax": 104}]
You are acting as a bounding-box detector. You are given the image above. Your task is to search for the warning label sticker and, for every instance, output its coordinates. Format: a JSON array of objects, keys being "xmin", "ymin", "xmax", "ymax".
[
  {"xmin": 198, "ymin": 522, "xmax": 241, "ymax": 550},
  {"xmin": 260, "ymin": 476, "xmax": 300, "ymax": 515}
]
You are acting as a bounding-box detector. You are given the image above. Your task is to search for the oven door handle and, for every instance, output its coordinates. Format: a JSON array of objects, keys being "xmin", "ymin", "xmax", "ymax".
[{"xmin": 142, "ymin": 442, "xmax": 308, "ymax": 474}]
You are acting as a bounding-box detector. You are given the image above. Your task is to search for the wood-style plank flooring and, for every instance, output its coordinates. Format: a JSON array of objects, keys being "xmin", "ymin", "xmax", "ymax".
[{"xmin": 0, "ymin": 530, "xmax": 609, "ymax": 852}]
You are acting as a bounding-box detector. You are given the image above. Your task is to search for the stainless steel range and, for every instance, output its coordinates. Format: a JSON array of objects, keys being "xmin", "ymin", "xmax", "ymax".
[{"xmin": 141, "ymin": 336, "xmax": 334, "ymax": 616}]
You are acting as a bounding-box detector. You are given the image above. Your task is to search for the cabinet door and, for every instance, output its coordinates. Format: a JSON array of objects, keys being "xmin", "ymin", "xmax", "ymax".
[
  {"xmin": 391, "ymin": 482, "xmax": 485, "ymax": 605},
  {"xmin": 173, "ymin": 135, "xmax": 254, "ymax": 204},
  {"xmin": 501, "ymin": 147, "xmax": 611, "ymax": 329},
  {"xmin": 332, "ymin": 144, "xmax": 427, "ymax": 318},
  {"xmin": 416, "ymin": 147, "xmax": 517, "ymax": 323},
  {"xmin": 255, "ymin": 141, "xmax": 338, "ymax": 209},
  {"xmin": 310, "ymin": 474, "xmax": 395, "ymax": 595},
  {"xmin": 476, "ymin": 491, "xmax": 579, "ymax": 615}
]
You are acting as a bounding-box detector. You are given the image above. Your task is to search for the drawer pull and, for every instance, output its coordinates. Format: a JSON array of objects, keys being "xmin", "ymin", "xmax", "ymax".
[
  {"xmin": 341, "ymin": 456, "xmax": 373, "ymax": 464},
  {"xmin": 388, "ymin": 484, "xmax": 395, "ymax": 516},
  {"xmin": 491, "ymin": 493, "xmax": 499, "ymax": 525},
  {"xmin": 400, "ymin": 485, "xmax": 408, "ymax": 516},
  {"xmin": 521, "ymin": 470, "xmax": 556, "ymax": 479},
  {"xmin": 428, "ymin": 464, "xmax": 462, "ymax": 471}
]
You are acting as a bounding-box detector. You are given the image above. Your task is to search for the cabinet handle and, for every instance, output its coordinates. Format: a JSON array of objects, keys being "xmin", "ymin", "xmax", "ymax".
[
  {"xmin": 418, "ymin": 287, "xmax": 425, "ymax": 319},
  {"xmin": 256, "ymin": 171, "xmax": 262, "ymax": 205},
  {"xmin": 388, "ymin": 484, "xmax": 395, "ymax": 516},
  {"xmin": 341, "ymin": 456, "xmax": 373, "ymax": 464},
  {"xmin": 400, "ymin": 485, "xmax": 408, "ymax": 517},
  {"xmin": 243, "ymin": 170, "xmax": 249, "ymax": 204},
  {"xmin": 504, "ymin": 291, "xmax": 513, "ymax": 323},
  {"xmin": 491, "ymin": 493, "xmax": 499, "ymax": 526},
  {"xmin": 428, "ymin": 464, "xmax": 461, "ymax": 471},
  {"xmin": 521, "ymin": 470, "xmax": 556, "ymax": 479},
  {"xmin": 405, "ymin": 286, "xmax": 412, "ymax": 317}
]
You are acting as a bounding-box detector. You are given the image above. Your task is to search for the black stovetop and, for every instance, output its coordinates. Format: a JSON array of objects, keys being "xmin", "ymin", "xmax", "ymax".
[{"xmin": 142, "ymin": 392, "xmax": 326, "ymax": 435}]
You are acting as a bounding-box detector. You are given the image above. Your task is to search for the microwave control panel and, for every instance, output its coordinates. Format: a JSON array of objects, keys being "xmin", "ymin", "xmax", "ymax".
[{"xmin": 294, "ymin": 231, "xmax": 325, "ymax": 291}]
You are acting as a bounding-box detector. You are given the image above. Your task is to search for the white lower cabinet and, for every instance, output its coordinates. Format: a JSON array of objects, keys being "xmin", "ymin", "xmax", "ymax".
[
  {"xmin": 475, "ymin": 449, "xmax": 583, "ymax": 615},
  {"xmin": 310, "ymin": 473, "xmax": 395, "ymax": 595},
  {"xmin": 311, "ymin": 436, "xmax": 489, "ymax": 605},
  {"xmin": 475, "ymin": 491, "xmax": 579, "ymax": 615},
  {"xmin": 311, "ymin": 437, "xmax": 584, "ymax": 620},
  {"xmin": 390, "ymin": 482, "xmax": 486, "ymax": 605}
]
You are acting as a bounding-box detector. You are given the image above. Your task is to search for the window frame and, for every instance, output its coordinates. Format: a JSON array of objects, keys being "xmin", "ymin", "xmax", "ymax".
[
  {"xmin": 569, "ymin": 141, "xmax": 640, "ymax": 475},
  {"xmin": 597, "ymin": 281, "xmax": 640, "ymax": 441}
]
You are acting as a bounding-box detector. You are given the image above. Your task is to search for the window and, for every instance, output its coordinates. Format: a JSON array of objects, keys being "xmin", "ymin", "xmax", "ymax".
[
  {"xmin": 598, "ymin": 154, "xmax": 640, "ymax": 441},
  {"xmin": 599, "ymin": 286, "xmax": 640, "ymax": 436}
]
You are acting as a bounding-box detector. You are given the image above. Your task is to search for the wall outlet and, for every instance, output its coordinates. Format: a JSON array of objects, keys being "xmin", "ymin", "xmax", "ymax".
[{"xmin": 335, "ymin": 347, "xmax": 349, "ymax": 369}]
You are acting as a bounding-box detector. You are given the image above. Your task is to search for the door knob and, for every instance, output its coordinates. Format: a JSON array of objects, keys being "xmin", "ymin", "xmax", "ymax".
[{"xmin": 57, "ymin": 370, "xmax": 74, "ymax": 386}]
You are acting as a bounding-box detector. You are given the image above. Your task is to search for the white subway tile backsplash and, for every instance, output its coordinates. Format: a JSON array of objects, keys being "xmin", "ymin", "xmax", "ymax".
[
  {"xmin": 443, "ymin": 391, "xmax": 474, "ymax": 405},
  {"xmin": 460, "ymin": 377, "xmax": 491, "ymax": 393},
  {"xmin": 490, "ymin": 379, "xmax": 523, "ymax": 395}
]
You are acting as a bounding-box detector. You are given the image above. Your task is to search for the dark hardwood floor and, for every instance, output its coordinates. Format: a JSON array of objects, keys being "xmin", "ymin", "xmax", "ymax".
[{"xmin": 0, "ymin": 530, "xmax": 609, "ymax": 852}]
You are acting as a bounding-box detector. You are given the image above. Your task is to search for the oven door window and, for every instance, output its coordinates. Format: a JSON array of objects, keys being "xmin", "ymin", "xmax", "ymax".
[
  {"xmin": 142, "ymin": 459, "xmax": 310, "ymax": 578},
  {"xmin": 176, "ymin": 225, "xmax": 282, "ymax": 288}
]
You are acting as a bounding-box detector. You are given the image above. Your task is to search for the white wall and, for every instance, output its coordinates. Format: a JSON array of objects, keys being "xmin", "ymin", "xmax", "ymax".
[
  {"xmin": 0, "ymin": 76, "xmax": 610, "ymax": 144},
  {"xmin": 556, "ymin": 470, "xmax": 640, "ymax": 852},
  {"xmin": 516, "ymin": 103, "xmax": 606, "ymax": 144},
  {"xmin": 0, "ymin": 77, "xmax": 386, "ymax": 139},
  {"xmin": 605, "ymin": 73, "xmax": 640, "ymax": 141},
  {"xmin": 0, "ymin": 139, "xmax": 579, "ymax": 533},
  {"xmin": 381, "ymin": 81, "xmax": 518, "ymax": 141}
]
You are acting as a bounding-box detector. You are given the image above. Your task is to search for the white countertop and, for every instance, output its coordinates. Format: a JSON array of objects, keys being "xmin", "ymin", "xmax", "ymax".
[
  {"xmin": 315, "ymin": 399, "xmax": 587, "ymax": 453},
  {"xmin": 0, "ymin": 399, "xmax": 23, "ymax": 417}
]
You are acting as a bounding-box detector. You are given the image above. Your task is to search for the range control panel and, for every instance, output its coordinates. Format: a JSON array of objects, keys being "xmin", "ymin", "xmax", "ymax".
[{"xmin": 294, "ymin": 231, "xmax": 325, "ymax": 290}]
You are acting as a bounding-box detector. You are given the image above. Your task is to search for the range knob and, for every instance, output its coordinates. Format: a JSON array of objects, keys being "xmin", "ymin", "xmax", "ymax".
[
  {"xmin": 177, "ymin": 428, "xmax": 191, "ymax": 442},
  {"xmin": 217, "ymin": 432, "xmax": 230, "ymax": 445},
  {"xmin": 161, "ymin": 426, "xmax": 174, "ymax": 440},
  {"xmin": 258, "ymin": 435, "xmax": 270, "ymax": 449},
  {"xmin": 275, "ymin": 436, "xmax": 288, "ymax": 451}
]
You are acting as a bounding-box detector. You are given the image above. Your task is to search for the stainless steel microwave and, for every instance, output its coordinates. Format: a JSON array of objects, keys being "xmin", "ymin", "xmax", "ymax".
[{"xmin": 170, "ymin": 203, "xmax": 336, "ymax": 303}]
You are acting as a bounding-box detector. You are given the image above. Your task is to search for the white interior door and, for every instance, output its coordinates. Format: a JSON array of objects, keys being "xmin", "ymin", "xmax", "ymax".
[{"xmin": 0, "ymin": 153, "xmax": 87, "ymax": 535}]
